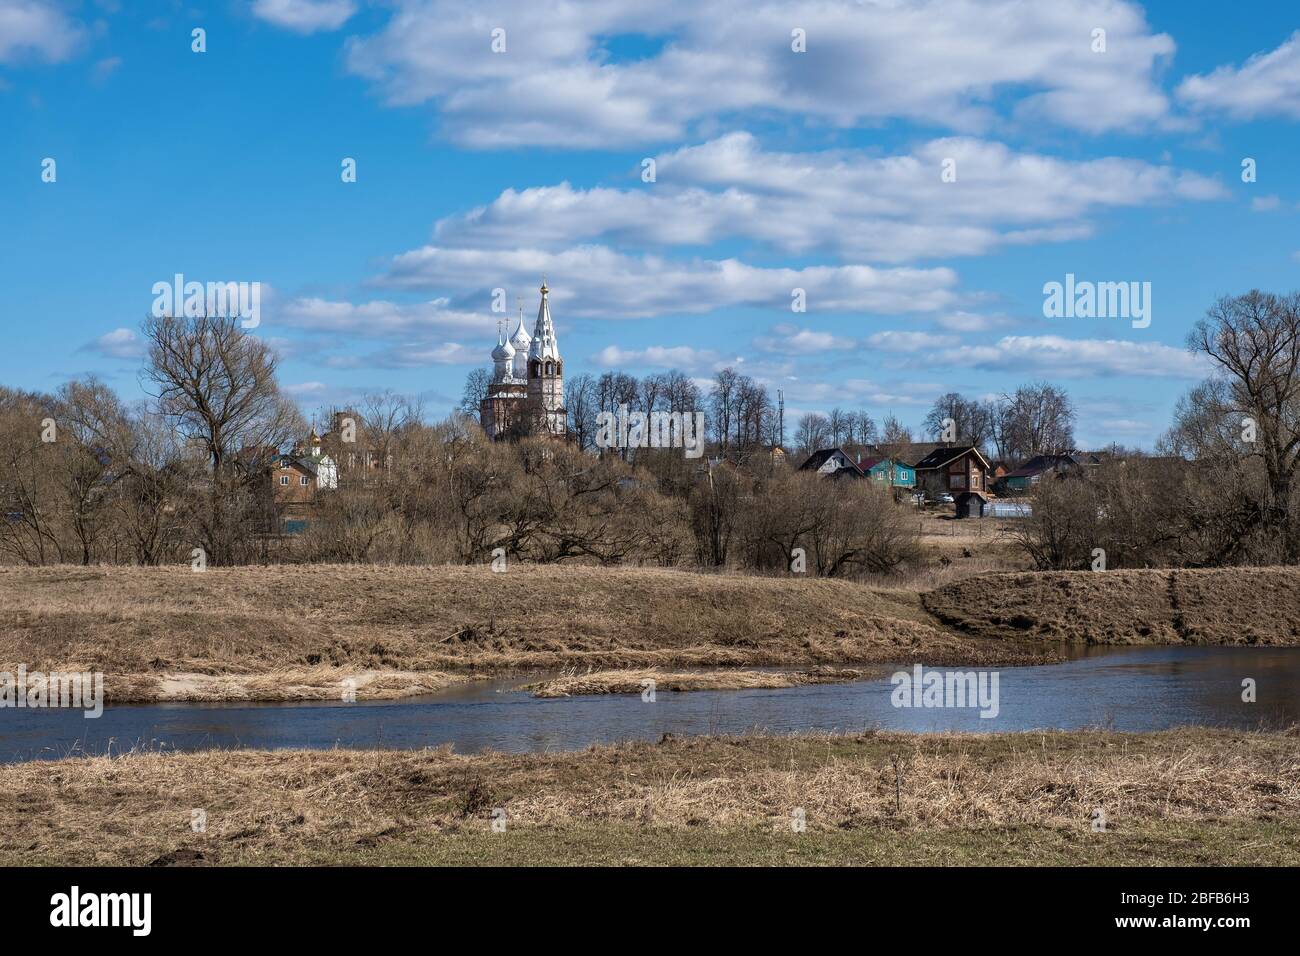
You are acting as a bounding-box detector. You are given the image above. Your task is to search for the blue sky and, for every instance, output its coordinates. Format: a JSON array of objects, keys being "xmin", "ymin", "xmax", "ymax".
[{"xmin": 3, "ymin": 0, "xmax": 1299, "ymax": 448}]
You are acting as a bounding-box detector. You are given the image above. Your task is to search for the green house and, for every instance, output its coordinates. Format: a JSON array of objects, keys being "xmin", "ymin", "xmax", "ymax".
[{"xmin": 858, "ymin": 456, "xmax": 916, "ymax": 488}]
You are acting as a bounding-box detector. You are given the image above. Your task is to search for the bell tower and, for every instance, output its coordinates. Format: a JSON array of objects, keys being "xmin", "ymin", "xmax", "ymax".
[{"xmin": 526, "ymin": 279, "xmax": 566, "ymax": 436}]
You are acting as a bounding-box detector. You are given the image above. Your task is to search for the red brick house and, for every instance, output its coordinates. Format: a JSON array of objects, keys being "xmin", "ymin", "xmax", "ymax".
[{"xmin": 270, "ymin": 430, "xmax": 338, "ymax": 515}]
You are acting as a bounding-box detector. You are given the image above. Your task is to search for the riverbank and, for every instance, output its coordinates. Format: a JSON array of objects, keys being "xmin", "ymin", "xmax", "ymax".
[
  {"xmin": 0, "ymin": 564, "xmax": 1053, "ymax": 702},
  {"xmin": 525, "ymin": 665, "xmax": 867, "ymax": 697},
  {"xmin": 925, "ymin": 567, "xmax": 1300, "ymax": 646},
  {"xmin": 9, "ymin": 563, "xmax": 1300, "ymax": 704},
  {"xmin": 4, "ymin": 728, "xmax": 1296, "ymax": 866}
]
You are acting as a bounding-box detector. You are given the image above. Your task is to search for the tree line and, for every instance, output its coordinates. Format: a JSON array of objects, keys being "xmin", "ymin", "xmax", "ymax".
[{"xmin": 6, "ymin": 290, "xmax": 1300, "ymax": 571}]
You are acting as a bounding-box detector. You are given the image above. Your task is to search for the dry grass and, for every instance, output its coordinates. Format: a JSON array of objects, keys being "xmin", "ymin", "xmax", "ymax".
[
  {"xmin": 118, "ymin": 667, "xmax": 467, "ymax": 702},
  {"xmin": 525, "ymin": 665, "xmax": 868, "ymax": 697},
  {"xmin": 924, "ymin": 567, "xmax": 1300, "ymax": 645},
  {"xmin": 4, "ymin": 728, "xmax": 1298, "ymax": 866},
  {"xmin": 0, "ymin": 564, "xmax": 1053, "ymax": 701}
]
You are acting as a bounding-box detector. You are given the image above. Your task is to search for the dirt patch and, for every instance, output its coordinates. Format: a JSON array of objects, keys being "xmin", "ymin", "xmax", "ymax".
[{"xmin": 923, "ymin": 567, "xmax": 1300, "ymax": 645}]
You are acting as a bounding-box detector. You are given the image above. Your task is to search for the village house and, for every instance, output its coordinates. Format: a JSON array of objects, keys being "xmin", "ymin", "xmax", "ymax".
[
  {"xmin": 798, "ymin": 448, "xmax": 918, "ymax": 494},
  {"xmin": 995, "ymin": 453, "xmax": 1092, "ymax": 494},
  {"xmin": 856, "ymin": 455, "xmax": 916, "ymax": 488},
  {"xmin": 850, "ymin": 442, "xmax": 946, "ymax": 469},
  {"xmin": 798, "ymin": 447, "xmax": 865, "ymax": 479},
  {"xmin": 270, "ymin": 430, "xmax": 338, "ymax": 520},
  {"xmin": 913, "ymin": 445, "xmax": 992, "ymax": 499}
]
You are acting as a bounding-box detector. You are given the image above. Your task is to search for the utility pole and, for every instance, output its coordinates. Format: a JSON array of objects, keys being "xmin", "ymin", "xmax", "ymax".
[{"xmin": 777, "ymin": 389, "xmax": 785, "ymax": 449}]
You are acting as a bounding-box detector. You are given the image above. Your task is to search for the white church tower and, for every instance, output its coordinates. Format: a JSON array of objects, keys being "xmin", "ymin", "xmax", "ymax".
[
  {"xmin": 526, "ymin": 279, "xmax": 566, "ymax": 436},
  {"xmin": 491, "ymin": 320, "xmax": 516, "ymax": 383},
  {"xmin": 509, "ymin": 305, "xmax": 531, "ymax": 381}
]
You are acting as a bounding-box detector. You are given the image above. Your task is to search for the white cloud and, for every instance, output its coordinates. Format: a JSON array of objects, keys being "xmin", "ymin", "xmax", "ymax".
[
  {"xmin": 328, "ymin": 341, "xmax": 484, "ymax": 369},
  {"xmin": 787, "ymin": 378, "xmax": 941, "ymax": 409},
  {"xmin": 0, "ymin": 0, "xmax": 84, "ymax": 63},
  {"xmin": 81, "ymin": 327, "xmax": 145, "ymax": 360},
  {"xmin": 931, "ymin": 334, "xmax": 1209, "ymax": 378},
  {"xmin": 267, "ymin": 296, "xmax": 500, "ymax": 370},
  {"xmin": 1251, "ymin": 194, "xmax": 1282, "ymax": 212},
  {"xmin": 432, "ymin": 134, "xmax": 1223, "ymax": 263},
  {"xmin": 378, "ymin": 244, "xmax": 960, "ymax": 318},
  {"xmin": 344, "ymin": 0, "xmax": 1176, "ymax": 148},
  {"xmin": 754, "ymin": 325, "xmax": 856, "ymax": 355},
  {"xmin": 91, "ymin": 56, "xmax": 121, "ymax": 83},
  {"xmin": 592, "ymin": 344, "xmax": 720, "ymax": 370},
  {"xmin": 276, "ymin": 296, "xmax": 487, "ymax": 336},
  {"xmin": 283, "ymin": 380, "xmax": 330, "ymax": 398},
  {"xmin": 1178, "ymin": 31, "xmax": 1300, "ymax": 120},
  {"xmin": 252, "ymin": 0, "xmax": 356, "ymax": 33},
  {"xmin": 1095, "ymin": 417, "xmax": 1153, "ymax": 435},
  {"xmin": 866, "ymin": 330, "xmax": 957, "ymax": 353},
  {"xmin": 933, "ymin": 310, "xmax": 1015, "ymax": 332}
]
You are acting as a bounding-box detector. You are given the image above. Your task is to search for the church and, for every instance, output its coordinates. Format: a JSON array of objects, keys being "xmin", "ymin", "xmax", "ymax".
[{"xmin": 479, "ymin": 280, "xmax": 567, "ymax": 439}]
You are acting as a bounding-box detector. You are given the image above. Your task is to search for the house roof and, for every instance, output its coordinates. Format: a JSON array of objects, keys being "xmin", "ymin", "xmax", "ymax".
[
  {"xmin": 1004, "ymin": 454, "xmax": 1079, "ymax": 478},
  {"xmin": 850, "ymin": 442, "xmax": 947, "ymax": 468},
  {"xmin": 798, "ymin": 447, "xmax": 866, "ymax": 477},
  {"xmin": 276, "ymin": 454, "xmax": 318, "ymax": 476},
  {"xmin": 912, "ymin": 445, "xmax": 991, "ymax": 471}
]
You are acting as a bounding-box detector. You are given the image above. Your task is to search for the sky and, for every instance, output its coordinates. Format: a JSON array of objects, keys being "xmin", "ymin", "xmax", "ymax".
[{"xmin": 2, "ymin": 0, "xmax": 1299, "ymax": 449}]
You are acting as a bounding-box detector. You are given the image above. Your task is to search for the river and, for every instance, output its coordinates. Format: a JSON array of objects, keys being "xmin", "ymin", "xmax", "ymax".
[{"xmin": 2, "ymin": 645, "xmax": 1296, "ymax": 763}]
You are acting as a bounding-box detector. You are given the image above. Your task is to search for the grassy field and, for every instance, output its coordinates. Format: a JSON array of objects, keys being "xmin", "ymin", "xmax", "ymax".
[
  {"xmin": 925, "ymin": 567, "xmax": 1300, "ymax": 645},
  {"xmin": 4, "ymin": 728, "xmax": 1297, "ymax": 866},
  {"xmin": 0, "ymin": 564, "xmax": 1053, "ymax": 702}
]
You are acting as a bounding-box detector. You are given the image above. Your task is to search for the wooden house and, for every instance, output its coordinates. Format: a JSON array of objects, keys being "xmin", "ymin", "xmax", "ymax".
[
  {"xmin": 912, "ymin": 445, "xmax": 992, "ymax": 497},
  {"xmin": 855, "ymin": 455, "xmax": 916, "ymax": 488}
]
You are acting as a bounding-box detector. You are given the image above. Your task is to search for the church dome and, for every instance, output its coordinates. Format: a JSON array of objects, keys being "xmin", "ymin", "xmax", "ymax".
[
  {"xmin": 510, "ymin": 311, "xmax": 531, "ymax": 351},
  {"xmin": 492, "ymin": 336, "xmax": 515, "ymax": 361}
]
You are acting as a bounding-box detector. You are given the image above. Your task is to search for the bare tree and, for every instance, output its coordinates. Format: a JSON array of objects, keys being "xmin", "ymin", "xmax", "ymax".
[
  {"xmin": 663, "ymin": 370, "xmax": 702, "ymax": 414},
  {"xmin": 846, "ymin": 411, "xmax": 877, "ymax": 447},
  {"xmin": 794, "ymin": 413, "xmax": 831, "ymax": 456},
  {"xmin": 991, "ymin": 382, "xmax": 1075, "ymax": 463},
  {"xmin": 460, "ymin": 368, "xmax": 491, "ymax": 419},
  {"xmin": 142, "ymin": 313, "xmax": 303, "ymax": 565},
  {"xmin": 827, "ymin": 408, "xmax": 849, "ymax": 446},
  {"xmin": 1184, "ymin": 290, "xmax": 1300, "ymax": 561},
  {"xmin": 924, "ymin": 392, "xmax": 993, "ymax": 448},
  {"xmin": 564, "ymin": 373, "xmax": 598, "ymax": 449},
  {"xmin": 710, "ymin": 367, "xmax": 740, "ymax": 456},
  {"xmin": 0, "ymin": 386, "xmax": 64, "ymax": 564},
  {"xmin": 56, "ymin": 378, "xmax": 131, "ymax": 564}
]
